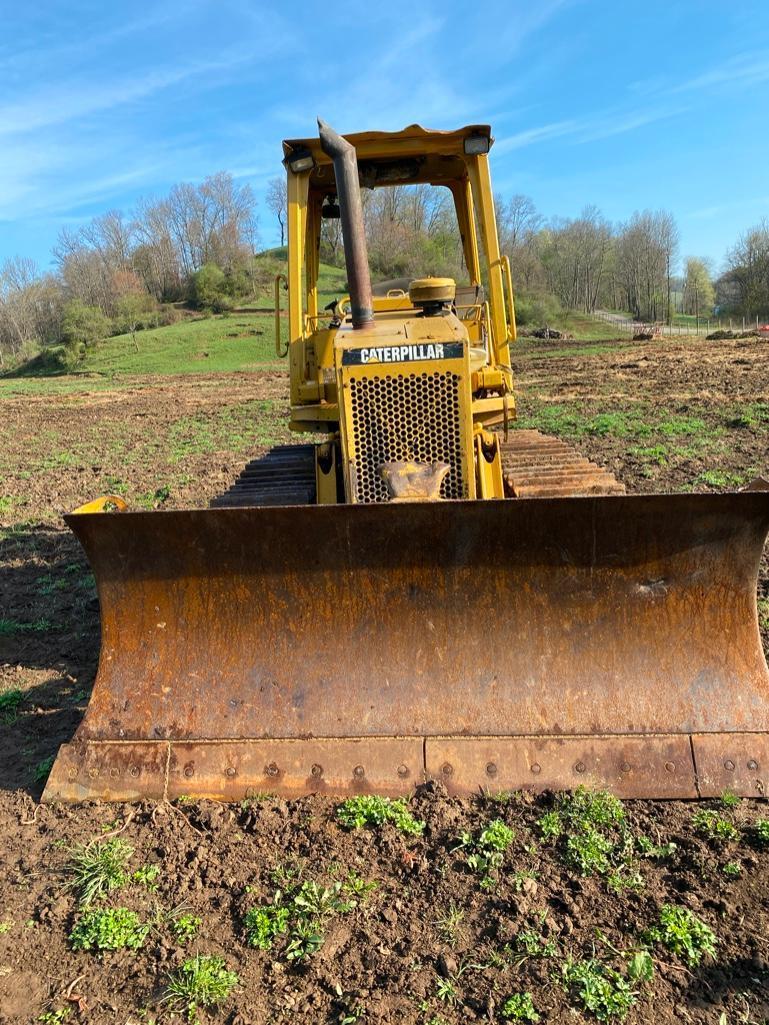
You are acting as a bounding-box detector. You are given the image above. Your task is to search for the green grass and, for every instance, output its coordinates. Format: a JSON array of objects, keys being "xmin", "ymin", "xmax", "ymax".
[
  {"xmin": 1, "ymin": 312, "xmax": 280, "ymax": 383},
  {"xmin": 166, "ymin": 955, "xmax": 239, "ymax": 1022},
  {"xmin": 514, "ymin": 402, "xmax": 723, "ymax": 450},
  {"xmin": 67, "ymin": 837, "xmax": 133, "ymax": 905},
  {"xmin": 0, "ymin": 689, "xmax": 23, "ymax": 725}
]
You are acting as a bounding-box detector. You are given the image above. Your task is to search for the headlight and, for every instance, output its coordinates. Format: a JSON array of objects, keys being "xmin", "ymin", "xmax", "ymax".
[{"xmin": 464, "ymin": 134, "xmax": 490, "ymax": 155}]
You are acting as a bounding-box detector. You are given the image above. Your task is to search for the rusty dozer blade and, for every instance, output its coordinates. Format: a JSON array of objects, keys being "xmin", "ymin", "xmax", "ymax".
[{"xmin": 43, "ymin": 492, "xmax": 769, "ymax": 803}]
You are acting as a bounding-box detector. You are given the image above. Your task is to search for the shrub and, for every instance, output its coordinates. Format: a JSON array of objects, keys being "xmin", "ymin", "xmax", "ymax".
[
  {"xmin": 515, "ymin": 291, "xmax": 563, "ymax": 328},
  {"xmin": 61, "ymin": 301, "xmax": 110, "ymax": 348},
  {"xmin": 188, "ymin": 263, "xmax": 232, "ymax": 312}
]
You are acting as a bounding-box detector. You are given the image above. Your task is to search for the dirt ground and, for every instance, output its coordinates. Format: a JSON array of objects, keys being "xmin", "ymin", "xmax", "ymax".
[{"xmin": 1, "ymin": 334, "xmax": 768, "ymax": 1023}]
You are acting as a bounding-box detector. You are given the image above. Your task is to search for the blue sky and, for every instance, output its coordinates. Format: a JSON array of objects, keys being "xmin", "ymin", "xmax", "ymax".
[{"xmin": 2, "ymin": 0, "xmax": 768, "ymax": 273}]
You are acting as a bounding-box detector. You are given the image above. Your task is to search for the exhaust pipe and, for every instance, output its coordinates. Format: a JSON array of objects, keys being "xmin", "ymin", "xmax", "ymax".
[{"xmin": 318, "ymin": 118, "xmax": 373, "ymax": 329}]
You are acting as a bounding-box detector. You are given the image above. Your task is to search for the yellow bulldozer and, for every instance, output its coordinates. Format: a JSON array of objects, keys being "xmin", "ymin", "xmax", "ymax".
[{"xmin": 44, "ymin": 120, "xmax": 769, "ymax": 804}]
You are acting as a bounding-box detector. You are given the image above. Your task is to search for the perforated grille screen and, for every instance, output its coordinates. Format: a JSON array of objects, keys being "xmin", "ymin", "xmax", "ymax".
[{"xmin": 348, "ymin": 370, "xmax": 466, "ymax": 502}]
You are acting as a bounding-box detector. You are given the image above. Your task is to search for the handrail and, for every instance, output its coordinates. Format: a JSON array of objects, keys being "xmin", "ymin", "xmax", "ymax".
[
  {"xmin": 274, "ymin": 274, "xmax": 289, "ymax": 357},
  {"xmin": 501, "ymin": 255, "xmax": 516, "ymax": 341}
]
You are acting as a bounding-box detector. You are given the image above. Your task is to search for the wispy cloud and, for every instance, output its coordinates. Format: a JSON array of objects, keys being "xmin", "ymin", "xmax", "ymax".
[
  {"xmin": 494, "ymin": 102, "xmax": 685, "ymax": 154},
  {"xmin": 0, "ymin": 53, "xmax": 253, "ymax": 138}
]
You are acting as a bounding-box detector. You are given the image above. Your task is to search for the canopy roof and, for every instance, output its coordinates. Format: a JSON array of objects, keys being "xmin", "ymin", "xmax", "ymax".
[{"xmin": 282, "ymin": 124, "xmax": 494, "ymax": 192}]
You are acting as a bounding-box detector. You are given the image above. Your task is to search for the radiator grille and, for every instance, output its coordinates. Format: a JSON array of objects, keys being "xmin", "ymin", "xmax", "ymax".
[{"xmin": 348, "ymin": 370, "xmax": 465, "ymax": 502}]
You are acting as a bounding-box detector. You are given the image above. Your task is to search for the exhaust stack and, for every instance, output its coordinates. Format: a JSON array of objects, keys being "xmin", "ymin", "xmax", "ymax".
[{"xmin": 318, "ymin": 118, "xmax": 373, "ymax": 329}]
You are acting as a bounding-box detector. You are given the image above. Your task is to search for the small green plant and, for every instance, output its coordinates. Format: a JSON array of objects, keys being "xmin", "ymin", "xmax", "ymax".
[
  {"xmin": 722, "ymin": 861, "xmax": 742, "ymax": 878},
  {"xmin": 0, "ymin": 688, "xmax": 23, "ymax": 725},
  {"xmin": 34, "ymin": 755, "xmax": 55, "ymax": 784},
  {"xmin": 562, "ymin": 958, "xmax": 637, "ymax": 1021},
  {"xmin": 286, "ymin": 917, "xmax": 324, "ymax": 961},
  {"xmin": 67, "ymin": 837, "xmax": 133, "ymax": 905},
  {"xmin": 38, "ymin": 1011, "xmax": 71, "ymax": 1024},
  {"xmin": 537, "ymin": 810, "xmax": 563, "ymax": 839},
  {"xmin": 720, "ymin": 789, "xmax": 740, "ymax": 808},
  {"xmin": 435, "ymin": 977, "xmax": 458, "ymax": 1006},
  {"xmin": 171, "ymin": 913, "xmax": 202, "ymax": 944},
  {"xmin": 69, "ymin": 907, "xmax": 149, "ymax": 951},
  {"xmin": 244, "ymin": 902, "xmax": 290, "ymax": 949},
  {"xmin": 626, "ymin": 950, "xmax": 654, "ymax": 983},
  {"xmin": 644, "ymin": 905, "xmax": 717, "ymax": 965},
  {"xmin": 342, "ymin": 871, "xmax": 377, "ymax": 900},
  {"xmin": 0, "ymin": 921, "xmax": 11, "ymax": 934},
  {"xmin": 337, "ymin": 795, "xmax": 425, "ymax": 836},
  {"xmin": 133, "ymin": 864, "xmax": 161, "ymax": 891},
  {"xmin": 636, "ymin": 836, "xmax": 677, "ymax": 860},
  {"xmin": 166, "ymin": 954, "xmax": 238, "ymax": 1022},
  {"xmin": 515, "ymin": 928, "xmax": 556, "ymax": 959},
  {"xmin": 755, "ymin": 819, "xmax": 769, "ymax": 844},
  {"xmin": 455, "ymin": 818, "xmax": 515, "ymax": 888},
  {"xmin": 435, "ymin": 903, "xmax": 465, "ymax": 947},
  {"xmin": 692, "ymin": 809, "xmax": 739, "ymax": 842},
  {"xmin": 501, "ymin": 992, "xmax": 540, "ymax": 1021},
  {"xmin": 245, "ymin": 878, "xmax": 355, "ymax": 959}
]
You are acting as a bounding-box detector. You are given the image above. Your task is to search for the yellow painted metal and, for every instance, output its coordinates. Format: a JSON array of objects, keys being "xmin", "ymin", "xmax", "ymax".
[
  {"xmin": 474, "ymin": 431, "xmax": 504, "ymax": 499},
  {"xmin": 283, "ymin": 124, "xmax": 492, "ymax": 167},
  {"xmin": 282, "ymin": 121, "xmax": 518, "ymax": 502},
  {"xmin": 274, "ymin": 274, "xmax": 288, "ymax": 357},
  {"xmin": 71, "ymin": 495, "xmax": 129, "ymax": 515},
  {"xmin": 449, "ymin": 179, "xmax": 481, "ymax": 285},
  {"xmin": 315, "ymin": 442, "xmax": 339, "ymax": 504},
  {"xmin": 286, "ymin": 168, "xmax": 310, "ymax": 406},
  {"xmin": 501, "ymin": 255, "xmax": 517, "ymax": 343},
  {"xmin": 338, "ymin": 321, "xmax": 475, "ymax": 503},
  {"xmin": 465, "ymin": 153, "xmax": 512, "ymax": 383}
]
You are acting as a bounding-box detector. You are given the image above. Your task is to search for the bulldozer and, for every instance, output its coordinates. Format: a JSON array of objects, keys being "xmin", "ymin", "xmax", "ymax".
[{"xmin": 44, "ymin": 120, "xmax": 769, "ymax": 804}]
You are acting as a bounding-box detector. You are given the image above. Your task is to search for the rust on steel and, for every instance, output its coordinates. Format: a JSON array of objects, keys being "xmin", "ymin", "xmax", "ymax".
[
  {"xmin": 317, "ymin": 118, "xmax": 373, "ymax": 328},
  {"xmin": 42, "ymin": 491, "xmax": 769, "ymax": 802}
]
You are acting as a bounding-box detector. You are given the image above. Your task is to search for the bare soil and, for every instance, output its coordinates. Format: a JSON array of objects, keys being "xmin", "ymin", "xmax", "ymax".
[{"xmin": 1, "ymin": 335, "xmax": 768, "ymax": 1023}]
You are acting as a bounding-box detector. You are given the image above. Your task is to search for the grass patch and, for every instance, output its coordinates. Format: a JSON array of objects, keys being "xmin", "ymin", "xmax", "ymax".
[
  {"xmin": 537, "ymin": 788, "xmax": 664, "ymax": 891},
  {"xmin": 67, "ymin": 837, "xmax": 133, "ymax": 905},
  {"xmin": 33, "ymin": 755, "xmax": 54, "ymax": 784},
  {"xmin": 0, "ymin": 617, "xmax": 52, "ymax": 636},
  {"xmin": 0, "ymin": 689, "xmax": 23, "ymax": 725},
  {"xmin": 171, "ymin": 913, "xmax": 202, "ymax": 945},
  {"xmin": 561, "ymin": 957, "xmax": 638, "ymax": 1021},
  {"xmin": 501, "ymin": 992, "xmax": 540, "ymax": 1021},
  {"xmin": 166, "ymin": 954, "xmax": 238, "ymax": 1021}
]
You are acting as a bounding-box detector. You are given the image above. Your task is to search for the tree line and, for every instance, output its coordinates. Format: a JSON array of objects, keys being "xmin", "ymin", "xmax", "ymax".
[
  {"xmin": 2, "ymin": 171, "xmax": 768, "ymax": 368},
  {"xmin": 270, "ymin": 175, "xmax": 769, "ymax": 328},
  {"xmin": 0, "ymin": 172, "xmax": 259, "ymax": 367}
]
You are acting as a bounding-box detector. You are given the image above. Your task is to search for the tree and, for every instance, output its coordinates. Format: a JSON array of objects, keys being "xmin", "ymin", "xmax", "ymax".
[
  {"xmin": 724, "ymin": 221, "xmax": 769, "ymax": 317},
  {"xmin": 682, "ymin": 258, "xmax": 715, "ymax": 321},
  {"xmin": 61, "ymin": 301, "xmax": 110, "ymax": 349},
  {"xmin": 115, "ymin": 291, "xmax": 157, "ymax": 352},
  {"xmin": 266, "ymin": 178, "xmax": 287, "ymax": 248},
  {"xmin": 188, "ymin": 263, "xmax": 230, "ymax": 312}
]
